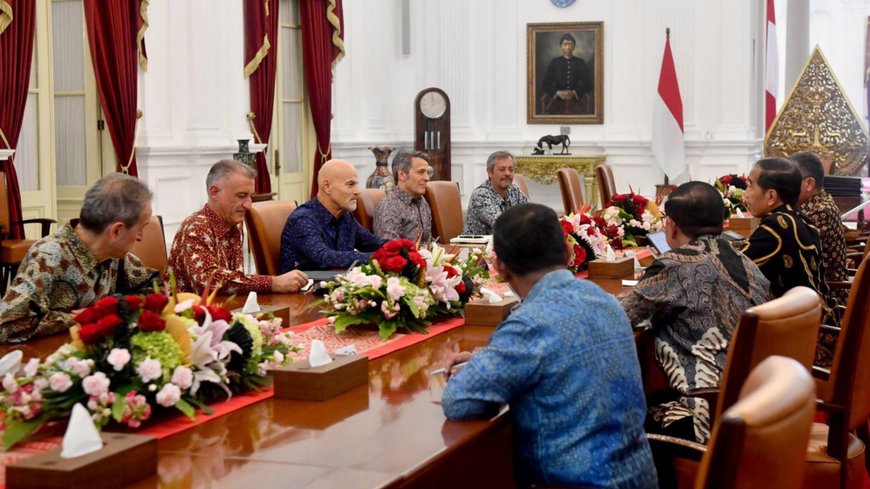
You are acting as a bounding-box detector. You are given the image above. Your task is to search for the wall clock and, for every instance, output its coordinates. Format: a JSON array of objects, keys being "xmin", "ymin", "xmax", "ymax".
[
  {"xmin": 551, "ymin": 0, "xmax": 576, "ymax": 7},
  {"xmin": 414, "ymin": 87, "xmax": 451, "ymax": 180}
]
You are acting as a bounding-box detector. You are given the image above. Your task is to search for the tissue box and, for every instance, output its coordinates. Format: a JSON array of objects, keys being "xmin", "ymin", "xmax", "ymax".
[
  {"xmin": 464, "ymin": 297, "xmax": 519, "ymax": 327},
  {"xmin": 728, "ymin": 216, "xmax": 760, "ymax": 238},
  {"xmin": 588, "ymin": 257, "xmax": 635, "ymax": 279},
  {"xmin": 6, "ymin": 433, "xmax": 157, "ymax": 489},
  {"xmin": 272, "ymin": 354, "xmax": 368, "ymax": 401}
]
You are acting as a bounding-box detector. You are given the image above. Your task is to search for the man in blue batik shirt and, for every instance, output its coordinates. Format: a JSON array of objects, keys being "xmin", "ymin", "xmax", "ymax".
[
  {"xmin": 441, "ymin": 203, "xmax": 657, "ymax": 489},
  {"xmin": 280, "ymin": 159, "xmax": 386, "ymax": 273}
]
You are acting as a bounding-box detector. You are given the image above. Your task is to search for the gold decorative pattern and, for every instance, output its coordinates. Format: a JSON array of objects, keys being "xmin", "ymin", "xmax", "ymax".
[
  {"xmin": 515, "ymin": 155, "xmax": 606, "ymax": 207},
  {"xmin": 137, "ymin": 0, "xmax": 149, "ymax": 71},
  {"xmin": 0, "ymin": 1, "xmax": 11, "ymax": 37},
  {"xmin": 327, "ymin": 0, "xmax": 345, "ymax": 70},
  {"xmin": 764, "ymin": 46, "xmax": 869, "ymax": 176}
]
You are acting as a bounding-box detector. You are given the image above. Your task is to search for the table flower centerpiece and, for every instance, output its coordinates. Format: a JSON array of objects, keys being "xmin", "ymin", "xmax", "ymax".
[
  {"xmin": 714, "ymin": 174, "xmax": 749, "ymax": 213},
  {"xmin": 598, "ymin": 192, "xmax": 664, "ymax": 249},
  {"xmin": 559, "ymin": 209, "xmax": 609, "ymax": 272}
]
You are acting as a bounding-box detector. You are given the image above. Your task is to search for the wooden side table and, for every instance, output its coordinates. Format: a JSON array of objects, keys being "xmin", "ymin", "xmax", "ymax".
[{"xmin": 515, "ymin": 155, "xmax": 607, "ymax": 208}]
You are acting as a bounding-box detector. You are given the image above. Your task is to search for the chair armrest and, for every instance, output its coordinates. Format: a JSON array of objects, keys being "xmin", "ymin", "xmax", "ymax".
[
  {"xmin": 827, "ymin": 280, "xmax": 853, "ymax": 290},
  {"xmin": 812, "ymin": 365, "xmax": 830, "ymax": 382},
  {"xmin": 684, "ymin": 387, "xmax": 720, "ymax": 406},
  {"xmin": 14, "ymin": 218, "xmax": 57, "ymax": 238},
  {"xmin": 646, "ymin": 433, "xmax": 706, "ymax": 459}
]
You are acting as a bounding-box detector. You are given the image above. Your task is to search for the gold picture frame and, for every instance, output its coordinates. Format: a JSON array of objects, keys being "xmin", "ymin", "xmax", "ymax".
[{"xmin": 527, "ymin": 22, "xmax": 604, "ymax": 124}]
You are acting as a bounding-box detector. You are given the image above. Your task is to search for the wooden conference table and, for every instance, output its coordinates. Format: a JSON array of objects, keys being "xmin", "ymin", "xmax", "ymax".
[{"xmin": 0, "ymin": 276, "xmax": 635, "ymax": 489}]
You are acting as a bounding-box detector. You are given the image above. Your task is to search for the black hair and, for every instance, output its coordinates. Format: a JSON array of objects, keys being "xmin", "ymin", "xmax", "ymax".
[
  {"xmin": 753, "ymin": 157, "xmax": 802, "ymax": 208},
  {"xmin": 789, "ymin": 151, "xmax": 825, "ymax": 190},
  {"xmin": 664, "ymin": 182, "xmax": 726, "ymax": 238},
  {"xmin": 560, "ymin": 33, "xmax": 576, "ymax": 46},
  {"xmin": 493, "ymin": 203, "xmax": 566, "ymax": 276}
]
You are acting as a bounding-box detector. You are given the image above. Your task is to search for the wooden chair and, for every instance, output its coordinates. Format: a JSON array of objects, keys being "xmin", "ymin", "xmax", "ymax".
[
  {"xmin": 556, "ymin": 168, "xmax": 584, "ymax": 215},
  {"xmin": 244, "ymin": 200, "xmax": 297, "ymax": 276},
  {"xmin": 803, "ymin": 254, "xmax": 870, "ymax": 489},
  {"xmin": 694, "ymin": 356, "xmax": 816, "ymax": 489},
  {"xmin": 595, "ymin": 164, "xmax": 616, "ymax": 207},
  {"xmin": 423, "ymin": 181, "xmax": 463, "ymax": 243},
  {"xmin": 513, "ymin": 174, "xmax": 530, "ymax": 200},
  {"xmin": 0, "ymin": 170, "xmax": 55, "ymax": 294},
  {"xmin": 352, "ymin": 188, "xmax": 386, "ymax": 233},
  {"xmin": 129, "ymin": 215, "xmax": 168, "ymax": 274}
]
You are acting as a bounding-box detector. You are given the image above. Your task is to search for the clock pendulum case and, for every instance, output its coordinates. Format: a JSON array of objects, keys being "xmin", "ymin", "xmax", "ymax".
[{"xmin": 414, "ymin": 87, "xmax": 451, "ymax": 180}]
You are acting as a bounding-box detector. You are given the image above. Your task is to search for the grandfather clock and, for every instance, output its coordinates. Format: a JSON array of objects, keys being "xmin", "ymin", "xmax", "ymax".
[{"xmin": 414, "ymin": 88, "xmax": 451, "ymax": 180}]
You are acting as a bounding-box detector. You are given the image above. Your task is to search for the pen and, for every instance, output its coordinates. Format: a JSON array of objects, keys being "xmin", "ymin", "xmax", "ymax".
[{"xmin": 430, "ymin": 361, "xmax": 468, "ymax": 376}]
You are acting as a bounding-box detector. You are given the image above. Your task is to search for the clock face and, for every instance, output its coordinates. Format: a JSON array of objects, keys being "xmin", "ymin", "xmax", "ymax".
[{"xmin": 420, "ymin": 92, "xmax": 447, "ymax": 119}]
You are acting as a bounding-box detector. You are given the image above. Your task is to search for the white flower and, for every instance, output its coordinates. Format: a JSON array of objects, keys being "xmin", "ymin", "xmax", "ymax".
[
  {"xmin": 3, "ymin": 373, "xmax": 18, "ymax": 393},
  {"xmin": 33, "ymin": 378, "xmax": 48, "ymax": 392},
  {"xmin": 107, "ymin": 348, "xmax": 131, "ymax": 371},
  {"xmin": 136, "ymin": 358, "xmax": 163, "ymax": 383},
  {"xmin": 173, "ymin": 298, "xmax": 196, "ymax": 314},
  {"xmin": 171, "ymin": 366, "xmax": 193, "ymax": 390},
  {"xmin": 66, "ymin": 358, "xmax": 93, "ymax": 377},
  {"xmin": 82, "ymin": 372, "xmax": 110, "ymax": 397},
  {"xmin": 366, "ymin": 275, "xmax": 383, "ymax": 289},
  {"xmin": 49, "ymin": 372, "xmax": 73, "ymax": 392},
  {"xmin": 23, "ymin": 358, "xmax": 39, "ymax": 377},
  {"xmin": 156, "ymin": 383, "xmax": 181, "ymax": 407},
  {"xmin": 386, "ymin": 277, "xmax": 406, "ymax": 301},
  {"xmin": 273, "ymin": 351, "xmax": 284, "ymax": 364}
]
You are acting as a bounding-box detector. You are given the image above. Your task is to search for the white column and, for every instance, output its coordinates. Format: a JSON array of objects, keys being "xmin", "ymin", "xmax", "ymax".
[{"xmin": 786, "ymin": 0, "xmax": 810, "ymax": 90}]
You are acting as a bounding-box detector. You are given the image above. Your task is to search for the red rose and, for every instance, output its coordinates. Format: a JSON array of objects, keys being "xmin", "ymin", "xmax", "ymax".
[
  {"xmin": 560, "ymin": 220, "xmax": 574, "ymax": 236},
  {"xmin": 207, "ymin": 306, "xmax": 233, "ymax": 323},
  {"xmin": 632, "ymin": 194, "xmax": 647, "ymax": 205},
  {"xmin": 138, "ymin": 310, "xmax": 166, "ymax": 332},
  {"xmin": 144, "ymin": 293, "xmax": 169, "ymax": 313},
  {"xmin": 636, "ymin": 201, "xmax": 647, "ymax": 217},
  {"xmin": 96, "ymin": 314, "xmax": 122, "ymax": 337},
  {"xmin": 380, "ymin": 255, "xmax": 408, "ymax": 273},
  {"xmin": 73, "ymin": 307, "xmax": 100, "ymax": 326},
  {"xmin": 455, "ymin": 280, "xmax": 466, "ymax": 294},
  {"xmin": 573, "ymin": 246, "xmax": 587, "ymax": 267},
  {"xmin": 408, "ymin": 251, "xmax": 427, "ymax": 272},
  {"xmin": 579, "ymin": 214, "xmax": 592, "ymax": 226},
  {"xmin": 78, "ymin": 323, "xmax": 103, "ymax": 345},
  {"xmin": 381, "ymin": 240, "xmax": 404, "ymax": 254},
  {"xmin": 94, "ymin": 296, "xmax": 119, "ymax": 316},
  {"xmin": 445, "ymin": 266, "xmax": 459, "ymax": 279},
  {"xmin": 721, "ymin": 175, "xmax": 733, "ymax": 186},
  {"xmin": 612, "ymin": 194, "xmax": 626, "ymax": 204},
  {"xmin": 398, "ymin": 239, "xmax": 416, "ymax": 250},
  {"xmin": 125, "ymin": 295, "xmax": 143, "ymax": 311}
]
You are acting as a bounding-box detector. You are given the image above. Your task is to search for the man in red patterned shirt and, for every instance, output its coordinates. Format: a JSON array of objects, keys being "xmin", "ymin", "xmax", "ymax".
[{"xmin": 166, "ymin": 160, "xmax": 308, "ymax": 295}]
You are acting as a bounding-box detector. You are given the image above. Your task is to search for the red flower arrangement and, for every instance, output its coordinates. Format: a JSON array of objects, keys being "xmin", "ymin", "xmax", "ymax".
[{"xmin": 371, "ymin": 239, "xmax": 427, "ymax": 282}]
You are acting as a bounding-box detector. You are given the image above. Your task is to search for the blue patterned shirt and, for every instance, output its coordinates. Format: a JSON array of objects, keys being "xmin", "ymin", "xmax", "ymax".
[
  {"xmin": 442, "ymin": 269, "xmax": 657, "ymax": 488},
  {"xmin": 279, "ymin": 198, "xmax": 386, "ymax": 273}
]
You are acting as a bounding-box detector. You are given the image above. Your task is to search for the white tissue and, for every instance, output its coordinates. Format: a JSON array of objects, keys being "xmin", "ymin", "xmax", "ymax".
[
  {"xmin": 60, "ymin": 403, "xmax": 103, "ymax": 459},
  {"xmin": 241, "ymin": 291, "xmax": 261, "ymax": 314},
  {"xmin": 735, "ymin": 207, "xmax": 745, "ymax": 218},
  {"xmin": 605, "ymin": 244, "xmax": 616, "ymax": 262},
  {"xmin": 479, "ymin": 287, "xmax": 503, "ymax": 304},
  {"xmin": 309, "ymin": 340, "xmax": 333, "ymax": 367},
  {"xmin": 0, "ymin": 350, "xmax": 23, "ymax": 376}
]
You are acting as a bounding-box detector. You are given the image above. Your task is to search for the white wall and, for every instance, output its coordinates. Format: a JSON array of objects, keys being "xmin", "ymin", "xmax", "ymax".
[{"xmin": 331, "ymin": 0, "xmax": 769, "ymax": 210}]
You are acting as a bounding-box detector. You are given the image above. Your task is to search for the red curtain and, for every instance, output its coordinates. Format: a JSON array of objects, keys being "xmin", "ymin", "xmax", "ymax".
[
  {"xmin": 244, "ymin": 0, "xmax": 278, "ymax": 193},
  {"xmin": 0, "ymin": 0, "xmax": 35, "ymax": 239},
  {"xmin": 301, "ymin": 0, "xmax": 344, "ymax": 197},
  {"xmin": 83, "ymin": 0, "xmax": 140, "ymax": 177}
]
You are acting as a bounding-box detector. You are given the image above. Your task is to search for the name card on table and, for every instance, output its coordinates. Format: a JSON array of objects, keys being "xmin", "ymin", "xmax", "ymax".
[
  {"xmin": 6, "ymin": 433, "xmax": 157, "ymax": 489},
  {"xmin": 464, "ymin": 297, "xmax": 519, "ymax": 327},
  {"xmin": 587, "ymin": 257, "xmax": 635, "ymax": 279},
  {"xmin": 272, "ymin": 354, "xmax": 368, "ymax": 402}
]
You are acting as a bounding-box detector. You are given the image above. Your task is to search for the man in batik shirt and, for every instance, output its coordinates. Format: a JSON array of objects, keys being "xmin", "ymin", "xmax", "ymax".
[
  {"xmin": 620, "ymin": 182, "xmax": 771, "ymax": 444},
  {"xmin": 792, "ymin": 151, "xmax": 848, "ymax": 307},
  {"xmin": 167, "ymin": 160, "xmax": 308, "ymax": 295},
  {"xmin": 373, "ymin": 151, "xmax": 432, "ymax": 242},
  {"xmin": 463, "ymin": 151, "xmax": 528, "ymax": 235},
  {"xmin": 0, "ymin": 174, "xmax": 160, "ymax": 343},
  {"xmin": 443, "ymin": 203, "xmax": 657, "ymax": 489}
]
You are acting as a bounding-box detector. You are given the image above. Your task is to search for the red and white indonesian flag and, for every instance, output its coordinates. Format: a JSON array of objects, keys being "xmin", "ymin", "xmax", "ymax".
[
  {"xmin": 765, "ymin": 0, "xmax": 779, "ymax": 132},
  {"xmin": 651, "ymin": 31, "xmax": 686, "ymax": 182}
]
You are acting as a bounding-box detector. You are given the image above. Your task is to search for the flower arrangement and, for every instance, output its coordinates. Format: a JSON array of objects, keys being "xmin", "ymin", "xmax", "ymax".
[
  {"xmin": 0, "ymin": 288, "xmax": 299, "ymax": 449},
  {"xmin": 559, "ymin": 209, "xmax": 609, "ymax": 272},
  {"xmin": 599, "ymin": 192, "xmax": 664, "ymax": 249},
  {"xmin": 318, "ymin": 240, "xmax": 488, "ymax": 340},
  {"xmin": 714, "ymin": 174, "xmax": 749, "ymax": 213}
]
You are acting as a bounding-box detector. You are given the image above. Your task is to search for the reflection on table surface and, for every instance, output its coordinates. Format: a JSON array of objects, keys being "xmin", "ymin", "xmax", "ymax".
[{"xmin": 1, "ymin": 275, "xmax": 636, "ymax": 488}]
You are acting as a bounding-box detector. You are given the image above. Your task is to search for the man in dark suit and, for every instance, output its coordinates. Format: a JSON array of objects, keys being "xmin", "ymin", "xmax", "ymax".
[{"xmin": 541, "ymin": 34, "xmax": 592, "ymax": 115}]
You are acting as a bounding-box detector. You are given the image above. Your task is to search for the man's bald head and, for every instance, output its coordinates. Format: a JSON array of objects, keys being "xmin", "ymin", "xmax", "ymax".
[{"xmin": 317, "ymin": 159, "xmax": 361, "ymax": 215}]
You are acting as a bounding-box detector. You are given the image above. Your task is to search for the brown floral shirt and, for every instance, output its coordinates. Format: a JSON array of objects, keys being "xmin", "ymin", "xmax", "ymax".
[
  {"xmin": 801, "ymin": 191, "xmax": 848, "ymax": 306},
  {"xmin": 166, "ymin": 205, "xmax": 272, "ymax": 295},
  {"xmin": 619, "ymin": 234, "xmax": 771, "ymax": 443},
  {"xmin": 373, "ymin": 187, "xmax": 432, "ymax": 242},
  {"xmin": 0, "ymin": 224, "xmax": 160, "ymax": 344}
]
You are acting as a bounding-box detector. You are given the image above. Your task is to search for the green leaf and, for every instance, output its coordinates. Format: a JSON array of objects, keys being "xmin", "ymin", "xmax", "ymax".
[
  {"xmin": 403, "ymin": 295, "xmax": 420, "ymax": 318},
  {"xmin": 332, "ymin": 314, "xmax": 369, "ymax": 333},
  {"xmin": 174, "ymin": 398, "xmax": 196, "ymax": 420},
  {"xmin": 379, "ymin": 321, "xmax": 398, "ymax": 340},
  {"xmin": 2, "ymin": 417, "xmax": 47, "ymax": 450},
  {"xmin": 184, "ymin": 397, "xmax": 215, "ymax": 415},
  {"xmin": 112, "ymin": 395, "xmax": 128, "ymax": 422}
]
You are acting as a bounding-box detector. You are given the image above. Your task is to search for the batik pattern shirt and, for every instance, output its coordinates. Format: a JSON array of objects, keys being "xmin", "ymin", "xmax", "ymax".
[
  {"xmin": 279, "ymin": 198, "xmax": 386, "ymax": 273},
  {"xmin": 373, "ymin": 187, "xmax": 432, "ymax": 242},
  {"xmin": 443, "ymin": 270, "xmax": 657, "ymax": 488},
  {"xmin": 0, "ymin": 224, "xmax": 160, "ymax": 344},
  {"xmin": 462, "ymin": 180, "xmax": 528, "ymax": 235},
  {"xmin": 801, "ymin": 191, "xmax": 848, "ymax": 306},
  {"xmin": 166, "ymin": 205, "xmax": 272, "ymax": 295},
  {"xmin": 619, "ymin": 234, "xmax": 772, "ymax": 443}
]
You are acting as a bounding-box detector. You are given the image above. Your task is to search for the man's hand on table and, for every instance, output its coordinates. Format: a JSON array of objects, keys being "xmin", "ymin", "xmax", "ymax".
[{"xmin": 444, "ymin": 351, "xmax": 473, "ymax": 381}]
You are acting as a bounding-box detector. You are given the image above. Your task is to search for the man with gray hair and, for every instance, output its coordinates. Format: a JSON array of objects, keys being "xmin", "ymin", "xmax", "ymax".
[
  {"xmin": 0, "ymin": 173, "xmax": 160, "ymax": 343},
  {"xmin": 463, "ymin": 151, "xmax": 528, "ymax": 235},
  {"xmin": 167, "ymin": 160, "xmax": 309, "ymax": 295},
  {"xmin": 373, "ymin": 151, "xmax": 433, "ymax": 242}
]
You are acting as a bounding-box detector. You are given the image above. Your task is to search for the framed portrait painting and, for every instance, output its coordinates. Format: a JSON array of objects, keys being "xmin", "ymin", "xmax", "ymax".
[{"xmin": 527, "ymin": 22, "xmax": 603, "ymax": 124}]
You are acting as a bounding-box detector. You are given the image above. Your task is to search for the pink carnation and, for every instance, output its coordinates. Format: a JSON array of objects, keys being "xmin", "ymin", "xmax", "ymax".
[
  {"xmin": 3, "ymin": 373, "xmax": 18, "ymax": 393},
  {"xmin": 82, "ymin": 372, "xmax": 110, "ymax": 397},
  {"xmin": 156, "ymin": 383, "xmax": 181, "ymax": 407},
  {"xmin": 136, "ymin": 358, "xmax": 162, "ymax": 383},
  {"xmin": 107, "ymin": 348, "xmax": 131, "ymax": 371},
  {"xmin": 49, "ymin": 372, "xmax": 73, "ymax": 392},
  {"xmin": 171, "ymin": 366, "xmax": 193, "ymax": 390}
]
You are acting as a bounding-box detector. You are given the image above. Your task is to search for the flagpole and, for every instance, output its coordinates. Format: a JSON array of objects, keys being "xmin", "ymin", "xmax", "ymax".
[{"xmin": 663, "ymin": 28, "xmax": 670, "ymax": 190}]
